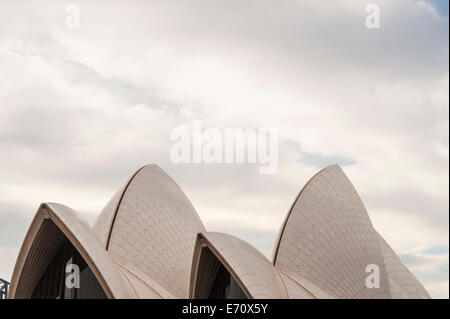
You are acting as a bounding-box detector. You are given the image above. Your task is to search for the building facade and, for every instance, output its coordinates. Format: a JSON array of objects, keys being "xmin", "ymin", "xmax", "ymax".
[{"xmin": 8, "ymin": 165, "xmax": 430, "ymax": 299}]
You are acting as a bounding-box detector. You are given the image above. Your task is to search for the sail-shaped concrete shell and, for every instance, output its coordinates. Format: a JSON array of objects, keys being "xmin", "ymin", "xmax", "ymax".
[
  {"xmin": 190, "ymin": 232, "xmax": 288, "ymax": 299},
  {"xmin": 92, "ymin": 165, "xmax": 205, "ymax": 298},
  {"xmin": 273, "ymin": 165, "xmax": 391, "ymax": 299},
  {"xmin": 377, "ymin": 233, "xmax": 431, "ymax": 299},
  {"xmin": 8, "ymin": 164, "xmax": 430, "ymax": 299},
  {"xmin": 8, "ymin": 203, "xmax": 130, "ymax": 299}
]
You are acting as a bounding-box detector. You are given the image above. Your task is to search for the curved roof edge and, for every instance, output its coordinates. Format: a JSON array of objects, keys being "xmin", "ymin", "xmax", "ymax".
[
  {"xmin": 98, "ymin": 164, "xmax": 205, "ymax": 298},
  {"xmin": 271, "ymin": 164, "xmax": 338, "ymax": 263},
  {"xmin": 92, "ymin": 164, "xmax": 205, "ymax": 250},
  {"xmin": 271, "ymin": 164, "xmax": 392, "ymax": 298},
  {"xmin": 109, "ymin": 251, "xmax": 176, "ymax": 299},
  {"xmin": 9, "ymin": 203, "xmax": 131, "ymax": 299},
  {"xmin": 376, "ymin": 232, "xmax": 431, "ymax": 299},
  {"xmin": 276, "ymin": 264, "xmax": 334, "ymax": 299},
  {"xmin": 190, "ymin": 232, "xmax": 288, "ymax": 299},
  {"xmin": 92, "ymin": 165, "xmax": 147, "ymax": 248}
]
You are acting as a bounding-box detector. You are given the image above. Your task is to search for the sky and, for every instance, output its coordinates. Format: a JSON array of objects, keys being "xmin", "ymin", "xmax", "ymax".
[
  {"xmin": 0, "ymin": 0, "xmax": 448, "ymax": 298},
  {"xmin": 428, "ymin": 0, "xmax": 449, "ymax": 16}
]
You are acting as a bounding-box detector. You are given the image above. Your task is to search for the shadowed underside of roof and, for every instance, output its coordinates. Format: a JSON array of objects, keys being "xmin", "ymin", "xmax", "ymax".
[
  {"xmin": 9, "ymin": 203, "xmax": 131, "ymax": 299},
  {"xmin": 191, "ymin": 232, "xmax": 288, "ymax": 299}
]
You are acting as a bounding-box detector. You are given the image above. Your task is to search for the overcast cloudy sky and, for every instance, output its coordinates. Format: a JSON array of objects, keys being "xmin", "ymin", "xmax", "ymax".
[{"xmin": 0, "ymin": 0, "xmax": 448, "ymax": 298}]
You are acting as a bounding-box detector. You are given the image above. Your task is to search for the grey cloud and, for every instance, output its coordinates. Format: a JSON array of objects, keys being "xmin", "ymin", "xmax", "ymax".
[
  {"xmin": 62, "ymin": 60, "xmax": 175, "ymax": 109},
  {"xmin": 283, "ymin": 138, "xmax": 357, "ymax": 169},
  {"xmin": 0, "ymin": 202, "xmax": 30, "ymax": 282},
  {"xmin": 399, "ymin": 252, "xmax": 449, "ymax": 283},
  {"xmin": 0, "ymin": 89, "xmax": 91, "ymax": 148},
  {"xmin": 421, "ymin": 245, "xmax": 449, "ymax": 255},
  {"xmin": 297, "ymin": 149, "xmax": 357, "ymax": 169},
  {"xmin": 0, "ymin": 205, "xmax": 32, "ymax": 248},
  {"xmin": 0, "ymin": 0, "xmax": 447, "ymax": 297},
  {"xmin": 365, "ymin": 188, "xmax": 449, "ymax": 231},
  {"xmin": 146, "ymin": 0, "xmax": 448, "ymax": 78}
]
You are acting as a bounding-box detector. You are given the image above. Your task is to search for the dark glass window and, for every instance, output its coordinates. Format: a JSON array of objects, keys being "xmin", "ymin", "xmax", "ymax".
[
  {"xmin": 194, "ymin": 247, "xmax": 248, "ymax": 299},
  {"xmin": 208, "ymin": 263, "xmax": 248, "ymax": 299},
  {"xmin": 31, "ymin": 240, "xmax": 106, "ymax": 299}
]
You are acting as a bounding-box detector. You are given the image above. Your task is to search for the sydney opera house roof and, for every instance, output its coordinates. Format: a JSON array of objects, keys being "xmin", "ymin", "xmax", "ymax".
[{"xmin": 8, "ymin": 164, "xmax": 430, "ymax": 299}]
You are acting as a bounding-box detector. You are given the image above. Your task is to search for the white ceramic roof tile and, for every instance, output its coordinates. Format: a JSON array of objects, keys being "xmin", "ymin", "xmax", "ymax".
[
  {"xmin": 377, "ymin": 232, "xmax": 431, "ymax": 299},
  {"xmin": 273, "ymin": 165, "xmax": 391, "ymax": 298},
  {"xmin": 11, "ymin": 164, "xmax": 429, "ymax": 300},
  {"xmin": 105, "ymin": 165, "xmax": 205, "ymax": 298},
  {"xmin": 202, "ymin": 232, "xmax": 287, "ymax": 299}
]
